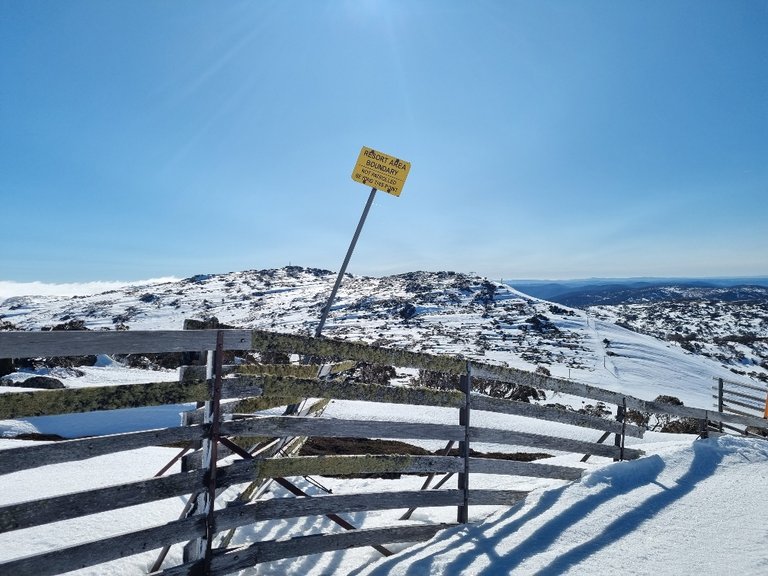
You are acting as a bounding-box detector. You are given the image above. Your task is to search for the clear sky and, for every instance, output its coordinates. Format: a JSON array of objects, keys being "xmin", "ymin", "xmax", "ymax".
[{"xmin": 1, "ymin": 0, "xmax": 766, "ymax": 283}]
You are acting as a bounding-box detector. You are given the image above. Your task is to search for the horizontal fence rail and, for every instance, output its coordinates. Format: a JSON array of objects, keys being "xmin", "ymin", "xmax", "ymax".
[
  {"xmin": 155, "ymin": 524, "xmax": 454, "ymax": 576},
  {"xmin": 0, "ymin": 425, "xmax": 205, "ymax": 476},
  {"xmin": 3, "ymin": 328, "xmax": 763, "ymax": 429},
  {"xmin": 714, "ymin": 377, "xmax": 768, "ymax": 432},
  {"xmin": 1, "ymin": 516, "xmax": 208, "ymax": 576},
  {"xmin": 474, "ymin": 364, "xmax": 768, "ymax": 430},
  {"xmin": 1, "ymin": 328, "xmax": 764, "ymax": 575},
  {"xmin": 0, "ymin": 330, "xmax": 253, "ymax": 358}
]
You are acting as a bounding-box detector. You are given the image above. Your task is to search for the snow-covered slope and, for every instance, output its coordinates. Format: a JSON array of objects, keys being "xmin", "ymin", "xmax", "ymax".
[
  {"xmin": 1, "ymin": 267, "xmax": 748, "ymax": 408},
  {"xmin": 590, "ymin": 297, "xmax": 768, "ymax": 384},
  {"xmin": 1, "ymin": 267, "xmax": 767, "ymax": 575},
  {"xmin": 354, "ymin": 435, "xmax": 768, "ymax": 576}
]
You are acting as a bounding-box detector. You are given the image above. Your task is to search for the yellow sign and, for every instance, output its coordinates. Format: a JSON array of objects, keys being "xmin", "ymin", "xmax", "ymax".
[{"xmin": 351, "ymin": 146, "xmax": 411, "ymax": 197}]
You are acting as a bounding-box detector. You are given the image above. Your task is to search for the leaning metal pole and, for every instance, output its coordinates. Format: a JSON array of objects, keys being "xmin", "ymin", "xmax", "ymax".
[{"xmin": 315, "ymin": 187, "xmax": 378, "ymax": 338}]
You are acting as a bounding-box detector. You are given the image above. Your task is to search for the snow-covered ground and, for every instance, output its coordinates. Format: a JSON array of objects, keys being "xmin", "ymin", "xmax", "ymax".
[
  {"xmin": 2, "ymin": 268, "xmax": 752, "ymax": 410},
  {"xmin": 354, "ymin": 435, "xmax": 768, "ymax": 576},
  {"xmin": 1, "ymin": 269, "xmax": 767, "ymax": 574},
  {"xmin": 1, "ymin": 399, "xmax": 766, "ymax": 575}
]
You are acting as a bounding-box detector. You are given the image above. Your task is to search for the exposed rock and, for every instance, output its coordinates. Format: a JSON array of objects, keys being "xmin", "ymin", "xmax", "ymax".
[
  {"xmin": 43, "ymin": 319, "xmax": 88, "ymax": 331},
  {"xmin": 14, "ymin": 355, "xmax": 97, "ymax": 371},
  {"xmin": 15, "ymin": 375, "xmax": 65, "ymax": 389},
  {"xmin": 399, "ymin": 303, "xmax": 417, "ymax": 320}
]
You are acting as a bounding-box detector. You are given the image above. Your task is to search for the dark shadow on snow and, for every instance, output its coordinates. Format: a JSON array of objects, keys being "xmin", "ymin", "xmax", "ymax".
[
  {"xmin": 350, "ymin": 439, "xmax": 725, "ymax": 576},
  {"xmin": 348, "ymin": 483, "xmax": 568, "ymax": 576},
  {"xmin": 534, "ymin": 440, "xmax": 724, "ymax": 575},
  {"xmin": 458, "ymin": 453, "xmax": 667, "ymax": 576}
]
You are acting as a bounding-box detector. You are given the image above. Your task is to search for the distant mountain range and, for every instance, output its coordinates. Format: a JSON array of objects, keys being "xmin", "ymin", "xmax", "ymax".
[{"xmin": 506, "ymin": 278, "xmax": 768, "ymax": 307}]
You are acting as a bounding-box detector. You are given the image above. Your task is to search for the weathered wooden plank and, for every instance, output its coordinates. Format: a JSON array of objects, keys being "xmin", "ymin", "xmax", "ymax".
[
  {"xmin": 722, "ymin": 397, "xmax": 764, "ymax": 413},
  {"xmin": 715, "ymin": 401, "xmax": 768, "ymax": 418},
  {"xmin": 643, "ymin": 398, "xmax": 767, "ymax": 429},
  {"xmin": 181, "ymin": 364, "xmax": 306, "ymax": 381},
  {"xmin": 0, "ymin": 380, "xmax": 207, "ymax": 419},
  {"xmin": 155, "ymin": 524, "xmax": 453, "ymax": 575},
  {"xmin": 468, "ymin": 457, "xmax": 585, "ymax": 480},
  {"xmin": 250, "ymin": 330, "xmax": 468, "ymax": 374},
  {"xmin": 719, "ymin": 420, "xmax": 766, "ymax": 436},
  {"xmin": 179, "ymin": 360, "xmax": 357, "ymax": 382},
  {"xmin": 179, "ymin": 364, "xmax": 227, "ymax": 382},
  {"xmin": 218, "ymin": 376, "xmax": 264, "ymax": 399},
  {"xmin": 471, "ymin": 395, "xmax": 645, "ymax": 438},
  {"xmin": 0, "ymin": 424, "xmax": 204, "ymax": 476},
  {"xmin": 215, "ymin": 490, "xmax": 464, "ymax": 531},
  {"xmin": 0, "ymin": 439, "xmax": 254, "ymax": 541},
  {"xmin": 0, "ymin": 468, "xmax": 206, "ymax": 533},
  {"xmin": 268, "ymin": 476, "xmax": 395, "ymax": 558},
  {"xmin": 186, "ymin": 395, "xmax": 333, "ymax": 470},
  {"xmin": 182, "ymin": 396, "xmax": 299, "ymax": 426},
  {"xmin": 0, "ymin": 329, "xmax": 252, "ymax": 358},
  {"xmin": 720, "ymin": 405, "xmax": 767, "ymax": 420},
  {"xmin": 471, "ymin": 426, "xmax": 644, "ymax": 460},
  {"xmin": 718, "ymin": 388, "xmax": 766, "ymax": 405},
  {"xmin": 472, "ymin": 364, "xmax": 768, "ymax": 430},
  {"xmin": 221, "ymin": 454, "xmax": 463, "ymax": 480},
  {"xmin": 202, "ymin": 523, "xmax": 454, "ymax": 576},
  {"xmin": 719, "ymin": 379, "xmax": 768, "ymax": 394},
  {"xmin": 4, "ymin": 327, "xmax": 748, "ymax": 428},
  {"xmin": 0, "ymin": 376, "xmax": 264, "ymax": 420},
  {"xmin": 473, "ymin": 363, "xmax": 632, "ymax": 404},
  {"xmin": 0, "ymin": 515, "xmax": 206, "ymax": 576},
  {"xmin": 236, "ymin": 361, "xmax": 357, "ymax": 379},
  {"xmin": 469, "ymin": 489, "xmax": 529, "ymax": 506},
  {"xmin": 247, "ymin": 374, "xmax": 465, "ymax": 408},
  {"xmin": 4, "ymin": 328, "xmax": 752, "ymax": 429},
  {"xmin": 220, "ymin": 415, "xmax": 466, "ymax": 442},
  {"xmin": 473, "ymin": 364, "xmax": 666, "ymax": 420},
  {"xmin": 0, "ymin": 485, "xmax": 514, "ymax": 575},
  {"xmin": 721, "ymin": 400, "xmax": 764, "ymax": 416},
  {"xmin": 182, "ymin": 398, "xmax": 328, "ymax": 470}
]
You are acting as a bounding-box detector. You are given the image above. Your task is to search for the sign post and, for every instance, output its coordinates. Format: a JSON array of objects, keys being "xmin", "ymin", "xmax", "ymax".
[{"xmin": 314, "ymin": 147, "xmax": 411, "ymax": 338}]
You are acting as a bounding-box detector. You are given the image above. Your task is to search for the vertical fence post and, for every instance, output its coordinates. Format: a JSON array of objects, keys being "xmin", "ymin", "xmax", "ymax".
[
  {"xmin": 717, "ymin": 378, "xmax": 724, "ymax": 432},
  {"xmin": 699, "ymin": 412, "xmax": 709, "ymax": 439},
  {"xmin": 763, "ymin": 385, "xmax": 768, "ymax": 419},
  {"xmin": 457, "ymin": 363, "xmax": 471, "ymax": 524},
  {"xmin": 613, "ymin": 398, "xmax": 626, "ymax": 462},
  {"xmin": 183, "ymin": 330, "xmax": 225, "ymax": 568},
  {"xmin": 180, "ymin": 319, "xmax": 215, "ymax": 467}
]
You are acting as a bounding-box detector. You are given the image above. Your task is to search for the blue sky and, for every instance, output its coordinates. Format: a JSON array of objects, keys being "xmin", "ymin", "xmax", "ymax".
[{"xmin": 1, "ymin": 0, "xmax": 766, "ymax": 283}]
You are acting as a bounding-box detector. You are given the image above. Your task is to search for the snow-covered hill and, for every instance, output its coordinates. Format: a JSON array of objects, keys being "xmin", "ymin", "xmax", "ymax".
[
  {"xmin": 0, "ymin": 267, "xmax": 751, "ymax": 409},
  {"xmin": 589, "ymin": 297, "xmax": 768, "ymax": 384},
  {"xmin": 2, "ymin": 267, "xmax": 767, "ymax": 575}
]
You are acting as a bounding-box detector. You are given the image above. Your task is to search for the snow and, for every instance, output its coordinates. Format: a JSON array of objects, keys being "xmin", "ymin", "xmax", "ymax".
[
  {"xmin": 353, "ymin": 436, "xmax": 768, "ymax": 576},
  {"xmin": 2, "ymin": 418, "xmax": 766, "ymax": 575},
  {"xmin": 1, "ymin": 362, "xmax": 183, "ymax": 438},
  {"xmin": 1, "ymin": 269, "xmax": 767, "ymax": 574},
  {"xmin": 0, "ymin": 443, "xmax": 188, "ymax": 575},
  {"xmin": 0, "ymin": 278, "xmax": 180, "ymax": 299}
]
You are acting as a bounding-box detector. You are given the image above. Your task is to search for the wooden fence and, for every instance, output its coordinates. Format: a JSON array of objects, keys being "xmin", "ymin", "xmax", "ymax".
[
  {"xmin": 1, "ymin": 329, "xmax": 767, "ymax": 575},
  {"xmin": 714, "ymin": 377, "xmax": 768, "ymax": 434}
]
